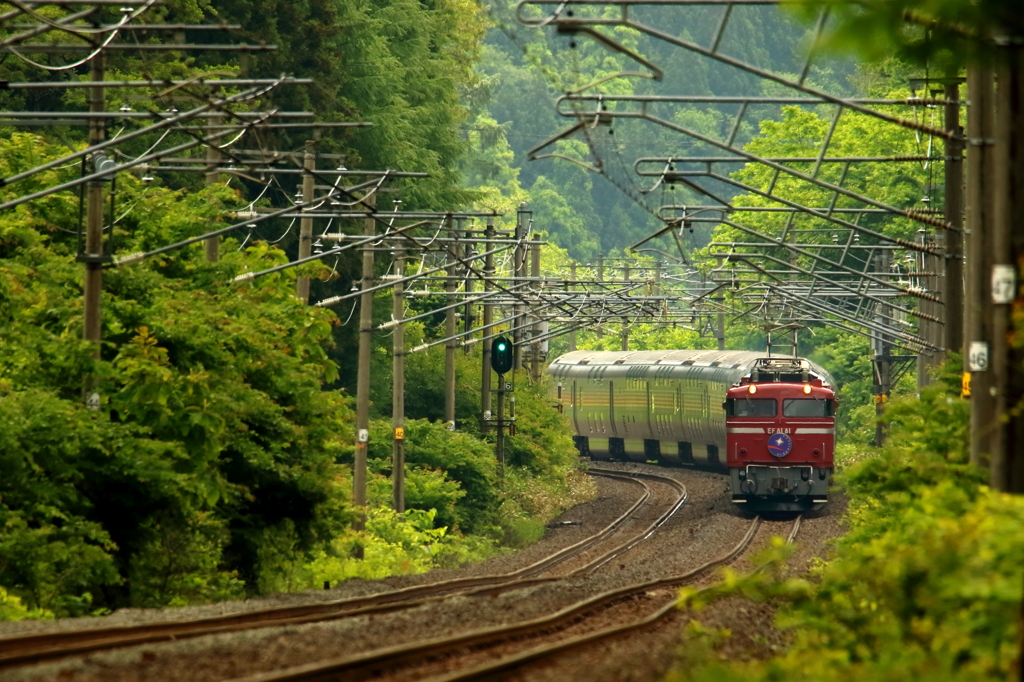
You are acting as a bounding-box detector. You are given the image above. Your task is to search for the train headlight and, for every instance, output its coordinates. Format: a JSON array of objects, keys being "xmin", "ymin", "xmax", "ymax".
[
  {"xmin": 748, "ymin": 384, "xmax": 757, "ymax": 394},
  {"xmin": 803, "ymin": 384, "xmax": 812, "ymax": 394}
]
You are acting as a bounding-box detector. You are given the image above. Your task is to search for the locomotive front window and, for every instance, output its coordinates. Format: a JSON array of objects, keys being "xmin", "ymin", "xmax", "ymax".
[
  {"xmin": 726, "ymin": 398, "xmax": 777, "ymax": 417},
  {"xmin": 783, "ymin": 398, "xmax": 833, "ymax": 417}
]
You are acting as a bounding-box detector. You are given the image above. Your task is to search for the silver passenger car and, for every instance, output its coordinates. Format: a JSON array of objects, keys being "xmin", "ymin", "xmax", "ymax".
[{"xmin": 548, "ymin": 349, "xmax": 770, "ymax": 466}]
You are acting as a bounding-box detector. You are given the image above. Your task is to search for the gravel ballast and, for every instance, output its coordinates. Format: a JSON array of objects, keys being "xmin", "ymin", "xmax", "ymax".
[{"xmin": 3, "ymin": 463, "xmax": 846, "ymax": 682}]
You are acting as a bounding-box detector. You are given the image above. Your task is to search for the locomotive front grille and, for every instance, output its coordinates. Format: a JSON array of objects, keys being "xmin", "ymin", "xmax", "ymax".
[{"xmin": 732, "ymin": 465, "xmax": 831, "ymax": 499}]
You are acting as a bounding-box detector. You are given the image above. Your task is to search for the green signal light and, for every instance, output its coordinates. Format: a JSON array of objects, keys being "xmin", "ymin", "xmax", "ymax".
[{"xmin": 491, "ymin": 335, "xmax": 514, "ymax": 374}]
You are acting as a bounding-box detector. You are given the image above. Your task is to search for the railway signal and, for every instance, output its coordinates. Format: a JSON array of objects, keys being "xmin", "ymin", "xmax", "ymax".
[{"xmin": 491, "ymin": 336, "xmax": 514, "ymax": 375}]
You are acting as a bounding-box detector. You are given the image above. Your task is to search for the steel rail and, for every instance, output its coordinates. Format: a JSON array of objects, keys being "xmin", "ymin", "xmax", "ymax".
[
  {"xmin": 222, "ymin": 513, "xmax": 786, "ymax": 682},
  {"xmin": 0, "ymin": 470, "xmax": 667, "ymax": 670},
  {"xmin": 419, "ymin": 515, "xmax": 803, "ymax": 682},
  {"xmin": 570, "ymin": 468, "xmax": 689, "ymax": 575}
]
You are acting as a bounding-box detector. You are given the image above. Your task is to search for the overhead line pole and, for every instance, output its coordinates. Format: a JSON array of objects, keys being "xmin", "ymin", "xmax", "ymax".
[
  {"xmin": 296, "ymin": 141, "xmax": 315, "ymax": 301},
  {"xmin": 463, "ymin": 219, "xmax": 474, "ymax": 356},
  {"xmin": 481, "ymin": 218, "xmax": 495, "ymax": 429},
  {"xmin": 530, "ymin": 232, "xmax": 542, "ymax": 383},
  {"xmin": 513, "ymin": 205, "xmax": 529, "ymax": 371},
  {"xmin": 621, "ymin": 262, "xmax": 630, "ymax": 351},
  {"xmin": 81, "ymin": 49, "xmax": 105, "ymax": 408},
  {"xmin": 568, "ymin": 262, "xmax": 578, "ymax": 352},
  {"xmin": 945, "ymin": 81, "xmax": 965, "ymax": 361},
  {"xmin": 445, "ymin": 216, "xmax": 458, "ymax": 430},
  {"xmin": 204, "ymin": 93, "xmax": 222, "ymax": 263},
  {"xmin": 991, "ymin": 48, "xmax": 1024, "ymax": 493},
  {"xmin": 966, "ymin": 65, "xmax": 997, "ymax": 467},
  {"xmin": 353, "ymin": 192, "xmax": 376, "ymax": 553},
  {"xmin": 392, "ymin": 240, "xmax": 406, "ymax": 513},
  {"xmin": 873, "ymin": 252, "xmax": 891, "ymax": 447}
]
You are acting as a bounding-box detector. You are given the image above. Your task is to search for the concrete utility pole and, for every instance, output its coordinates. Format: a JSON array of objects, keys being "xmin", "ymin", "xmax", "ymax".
[
  {"xmin": 495, "ymin": 374, "xmax": 506, "ymax": 479},
  {"xmin": 530, "ymin": 233, "xmax": 542, "ymax": 383},
  {"xmin": 205, "ymin": 96, "xmax": 223, "ymax": 263},
  {"xmin": 873, "ymin": 252, "xmax": 891, "ymax": 447},
  {"xmin": 714, "ymin": 258, "xmax": 725, "ymax": 351},
  {"xmin": 296, "ymin": 141, "xmax": 315, "ymax": 301},
  {"xmin": 966, "ymin": 65, "xmax": 997, "ymax": 467},
  {"xmin": 513, "ymin": 204, "xmax": 529, "ymax": 371},
  {"xmin": 621, "ymin": 262, "xmax": 630, "ymax": 351},
  {"xmin": 568, "ymin": 262, "xmax": 578, "ymax": 353},
  {"xmin": 991, "ymin": 49, "xmax": 1024, "ymax": 493},
  {"xmin": 480, "ymin": 218, "xmax": 495, "ymax": 429},
  {"xmin": 82, "ymin": 53, "xmax": 105, "ymax": 408},
  {"xmin": 918, "ymin": 229, "xmax": 938, "ymax": 389},
  {"xmin": 392, "ymin": 243, "xmax": 406, "ymax": 513},
  {"xmin": 945, "ymin": 80, "xmax": 965, "ymax": 360},
  {"xmin": 353, "ymin": 193, "xmax": 376, "ymax": 552},
  {"xmin": 463, "ymin": 220, "xmax": 474, "ymax": 356},
  {"xmin": 596, "ymin": 255, "xmax": 604, "ymax": 339},
  {"xmin": 444, "ymin": 217, "xmax": 457, "ymax": 429}
]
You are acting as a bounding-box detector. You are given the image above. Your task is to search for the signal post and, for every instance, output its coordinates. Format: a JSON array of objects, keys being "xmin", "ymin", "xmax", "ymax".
[{"xmin": 490, "ymin": 336, "xmax": 514, "ymax": 478}]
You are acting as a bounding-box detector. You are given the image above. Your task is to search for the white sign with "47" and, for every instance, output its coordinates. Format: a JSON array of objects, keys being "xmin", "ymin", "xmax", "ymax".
[{"xmin": 992, "ymin": 264, "xmax": 1017, "ymax": 304}]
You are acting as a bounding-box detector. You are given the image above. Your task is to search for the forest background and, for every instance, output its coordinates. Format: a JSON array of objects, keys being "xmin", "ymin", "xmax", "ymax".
[{"xmin": 0, "ymin": 0, "xmax": 986, "ymax": 651}]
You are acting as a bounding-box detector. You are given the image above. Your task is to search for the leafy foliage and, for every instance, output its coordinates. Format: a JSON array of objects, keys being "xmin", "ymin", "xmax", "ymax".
[
  {"xmin": 0, "ymin": 0, "xmax": 615, "ymax": 622},
  {"xmin": 663, "ymin": 366, "xmax": 1023, "ymax": 682},
  {"xmin": 208, "ymin": 0, "xmax": 485, "ymax": 209},
  {"xmin": 791, "ymin": 0, "xmax": 1023, "ymax": 72},
  {"xmin": 0, "ymin": 127, "xmax": 358, "ymax": 612},
  {"xmin": 367, "ymin": 418, "xmax": 499, "ymax": 534}
]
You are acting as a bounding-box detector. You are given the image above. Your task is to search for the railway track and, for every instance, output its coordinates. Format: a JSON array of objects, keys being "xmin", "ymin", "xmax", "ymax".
[
  {"xmin": 218, "ymin": 514, "xmax": 802, "ymax": 682},
  {"xmin": 548, "ymin": 467, "xmax": 689, "ymax": 577},
  {"xmin": 0, "ymin": 468, "xmax": 687, "ymax": 672}
]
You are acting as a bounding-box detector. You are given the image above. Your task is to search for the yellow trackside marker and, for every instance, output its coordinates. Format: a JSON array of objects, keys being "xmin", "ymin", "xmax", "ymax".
[
  {"xmin": 962, "ymin": 372, "xmax": 971, "ymax": 398},
  {"xmin": 394, "ymin": 427, "xmax": 404, "ymax": 440}
]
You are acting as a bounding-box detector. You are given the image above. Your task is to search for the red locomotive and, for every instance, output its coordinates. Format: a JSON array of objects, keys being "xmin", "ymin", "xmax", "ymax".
[
  {"xmin": 548, "ymin": 350, "xmax": 836, "ymax": 514},
  {"xmin": 725, "ymin": 357, "xmax": 836, "ymax": 513}
]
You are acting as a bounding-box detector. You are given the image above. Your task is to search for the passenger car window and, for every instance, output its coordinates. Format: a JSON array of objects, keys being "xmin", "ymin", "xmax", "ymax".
[
  {"xmin": 783, "ymin": 398, "xmax": 832, "ymax": 417},
  {"xmin": 726, "ymin": 398, "xmax": 777, "ymax": 417}
]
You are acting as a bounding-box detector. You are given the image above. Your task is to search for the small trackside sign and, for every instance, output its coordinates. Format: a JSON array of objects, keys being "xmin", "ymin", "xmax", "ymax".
[
  {"xmin": 969, "ymin": 342, "xmax": 989, "ymax": 372},
  {"xmin": 992, "ymin": 264, "xmax": 1016, "ymax": 304}
]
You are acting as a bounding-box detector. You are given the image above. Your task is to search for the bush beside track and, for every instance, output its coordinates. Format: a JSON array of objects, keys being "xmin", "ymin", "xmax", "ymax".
[{"xmin": 0, "ymin": 134, "xmax": 593, "ymax": 618}]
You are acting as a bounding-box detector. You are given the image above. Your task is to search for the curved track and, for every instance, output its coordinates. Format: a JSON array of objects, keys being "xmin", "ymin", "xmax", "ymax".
[
  {"xmin": 0, "ymin": 468, "xmax": 688, "ymax": 671},
  {"xmin": 216, "ymin": 515, "xmax": 802, "ymax": 682},
  {"xmin": 553, "ymin": 468, "xmax": 689, "ymax": 577}
]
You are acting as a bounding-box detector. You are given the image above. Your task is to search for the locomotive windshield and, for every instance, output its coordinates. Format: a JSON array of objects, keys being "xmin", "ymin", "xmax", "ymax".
[
  {"xmin": 783, "ymin": 398, "xmax": 834, "ymax": 417},
  {"xmin": 726, "ymin": 398, "xmax": 777, "ymax": 417}
]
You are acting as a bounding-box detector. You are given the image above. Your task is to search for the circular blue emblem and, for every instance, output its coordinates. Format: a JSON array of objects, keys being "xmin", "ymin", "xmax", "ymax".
[{"xmin": 767, "ymin": 433, "xmax": 792, "ymax": 458}]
